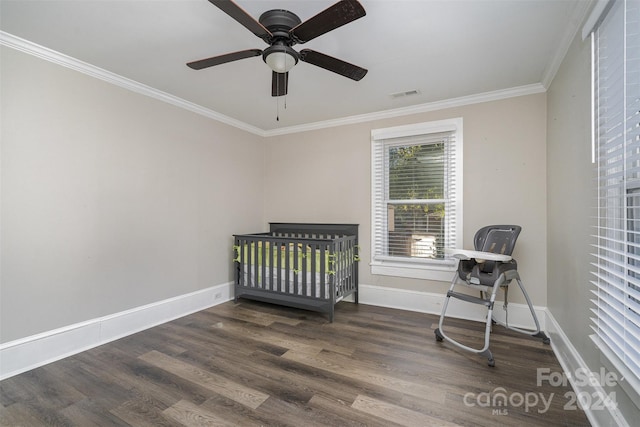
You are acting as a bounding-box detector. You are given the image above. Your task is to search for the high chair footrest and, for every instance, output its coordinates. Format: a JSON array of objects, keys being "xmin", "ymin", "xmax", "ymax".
[{"xmin": 447, "ymin": 291, "xmax": 493, "ymax": 308}]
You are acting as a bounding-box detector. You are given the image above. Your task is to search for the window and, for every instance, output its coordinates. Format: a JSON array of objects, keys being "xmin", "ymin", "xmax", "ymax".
[
  {"xmin": 371, "ymin": 118, "xmax": 463, "ymax": 281},
  {"xmin": 589, "ymin": 0, "xmax": 640, "ymax": 396}
]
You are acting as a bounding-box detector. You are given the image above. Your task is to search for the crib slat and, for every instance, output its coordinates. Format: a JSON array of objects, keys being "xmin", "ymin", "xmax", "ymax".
[
  {"xmin": 348, "ymin": 236, "xmax": 356, "ymax": 294},
  {"xmin": 320, "ymin": 244, "xmax": 326, "ymax": 300},
  {"xmin": 285, "ymin": 239, "xmax": 291, "ymax": 294},
  {"xmin": 263, "ymin": 239, "xmax": 268, "ymax": 290},
  {"xmin": 310, "ymin": 243, "xmax": 317, "ymax": 299},
  {"xmin": 243, "ymin": 239, "xmax": 248, "ymax": 287},
  {"xmin": 293, "ymin": 241, "xmax": 299, "ymax": 296},
  {"xmin": 334, "ymin": 241, "xmax": 341, "ymax": 298},
  {"xmin": 342, "ymin": 240, "xmax": 347, "ymax": 294},
  {"xmin": 267, "ymin": 239, "xmax": 273, "ymax": 292},
  {"xmin": 331, "ymin": 242, "xmax": 336, "ymax": 300},
  {"xmin": 235, "ymin": 238, "xmax": 242, "ymax": 288},
  {"xmin": 301, "ymin": 241, "xmax": 308, "ymax": 296},
  {"xmin": 242, "ymin": 238, "xmax": 247, "ymax": 287},
  {"xmin": 275, "ymin": 241, "xmax": 282, "ymax": 293},
  {"xmin": 254, "ymin": 241, "xmax": 260, "ymax": 289}
]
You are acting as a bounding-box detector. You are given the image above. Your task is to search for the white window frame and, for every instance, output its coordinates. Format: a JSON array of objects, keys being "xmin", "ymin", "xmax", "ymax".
[{"xmin": 370, "ymin": 118, "xmax": 463, "ymax": 281}]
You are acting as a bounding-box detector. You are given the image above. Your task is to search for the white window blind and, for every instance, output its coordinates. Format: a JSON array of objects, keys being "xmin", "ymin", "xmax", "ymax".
[
  {"xmin": 371, "ymin": 119, "xmax": 462, "ymax": 281},
  {"xmin": 591, "ymin": 0, "xmax": 640, "ymax": 391}
]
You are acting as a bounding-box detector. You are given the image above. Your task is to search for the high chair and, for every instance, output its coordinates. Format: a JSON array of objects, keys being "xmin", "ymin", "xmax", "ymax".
[{"xmin": 434, "ymin": 225, "xmax": 550, "ymax": 366}]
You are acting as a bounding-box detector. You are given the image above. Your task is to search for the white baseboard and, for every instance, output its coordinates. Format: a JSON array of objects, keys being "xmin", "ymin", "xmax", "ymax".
[
  {"xmin": 0, "ymin": 282, "xmax": 234, "ymax": 380},
  {"xmin": 544, "ymin": 309, "xmax": 630, "ymax": 427},
  {"xmin": 0, "ymin": 282, "xmax": 540, "ymax": 380},
  {"xmin": 0, "ymin": 282, "xmax": 629, "ymax": 427},
  {"xmin": 356, "ymin": 283, "xmax": 546, "ymax": 330}
]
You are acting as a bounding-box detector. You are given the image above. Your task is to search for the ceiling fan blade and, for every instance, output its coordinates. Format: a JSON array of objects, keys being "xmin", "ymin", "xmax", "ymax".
[
  {"xmin": 290, "ymin": 0, "xmax": 365, "ymax": 43},
  {"xmin": 208, "ymin": 0, "xmax": 272, "ymax": 41},
  {"xmin": 272, "ymin": 72, "xmax": 288, "ymax": 97},
  {"xmin": 299, "ymin": 49, "xmax": 367, "ymax": 81},
  {"xmin": 187, "ymin": 49, "xmax": 262, "ymax": 70}
]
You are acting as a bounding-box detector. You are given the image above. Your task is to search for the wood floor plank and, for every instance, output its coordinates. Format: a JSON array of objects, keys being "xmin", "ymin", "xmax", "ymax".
[
  {"xmin": 214, "ymin": 321, "xmax": 323, "ymax": 357},
  {"xmin": 7, "ymin": 366, "xmax": 86, "ymax": 410},
  {"xmin": 252, "ymin": 394, "xmax": 374, "ymax": 427},
  {"xmin": 139, "ymin": 350, "xmax": 270, "ymax": 410},
  {"xmin": 308, "ymin": 394, "xmax": 405, "ymax": 427},
  {"xmin": 207, "ymin": 303, "xmax": 302, "ymax": 326},
  {"xmin": 77, "ymin": 346, "xmax": 211, "ymax": 408},
  {"xmin": 198, "ymin": 393, "xmax": 285, "ymax": 427},
  {"xmin": 43, "ymin": 358, "xmax": 131, "ymax": 409},
  {"xmin": 103, "ymin": 327, "xmax": 189, "ymax": 359},
  {"xmin": 110, "ymin": 397, "xmax": 182, "ymax": 427},
  {"xmin": 282, "ymin": 349, "xmax": 447, "ymax": 404},
  {"xmin": 162, "ymin": 399, "xmax": 236, "ymax": 427},
  {"xmin": 59, "ymin": 397, "xmax": 130, "ymax": 427},
  {"xmin": 214, "ymin": 319, "xmax": 354, "ymax": 357},
  {"xmin": 0, "ymin": 400, "xmax": 75, "ymax": 426},
  {"xmin": 352, "ymin": 394, "xmax": 463, "ymax": 426},
  {"xmin": 0, "ymin": 402, "xmax": 52, "ymax": 427},
  {"xmin": 249, "ymin": 348, "xmax": 410, "ymax": 405},
  {"xmin": 163, "ymin": 315, "xmax": 289, "ymax": 357},
  {"xmin": 179, "ymin": 348, "xmax": 317, "ymax": 406}
]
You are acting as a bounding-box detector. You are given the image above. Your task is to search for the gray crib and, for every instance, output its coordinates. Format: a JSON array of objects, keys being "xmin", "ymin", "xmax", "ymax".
[{"xmin": 233, "ymin": 223, "xmax": 359, "ymax": 322}]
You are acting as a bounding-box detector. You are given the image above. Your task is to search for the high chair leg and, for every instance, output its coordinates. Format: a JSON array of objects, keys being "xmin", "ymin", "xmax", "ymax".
[
  {"xmin": 435, "ymin": 273, "xmax": 503, "ymax": 366},
  {"xmin": 497, "ymin": 276, "xmax": 550, "ymax": 344}
]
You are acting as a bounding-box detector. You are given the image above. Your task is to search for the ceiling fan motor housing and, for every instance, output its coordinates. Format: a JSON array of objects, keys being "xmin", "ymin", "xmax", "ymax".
[{"xmin": 259, "ymin": 9, "xmax": 302, "ymax": 40}]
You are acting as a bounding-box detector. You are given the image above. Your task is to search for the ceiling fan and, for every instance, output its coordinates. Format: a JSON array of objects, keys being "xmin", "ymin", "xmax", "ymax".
[{"xmin": 187, "ymin": 0, "xmax": 368, "ymax": 97}]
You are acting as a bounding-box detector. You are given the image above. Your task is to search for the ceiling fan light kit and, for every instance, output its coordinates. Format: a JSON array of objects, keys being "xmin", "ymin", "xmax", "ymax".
[
  {"xmin": 187, "ymin": 0, "xmax": 368, "ymax": 97},
  {"xmin": 263, "ymin": 44, "xmax": 298, "ymax": 73}
]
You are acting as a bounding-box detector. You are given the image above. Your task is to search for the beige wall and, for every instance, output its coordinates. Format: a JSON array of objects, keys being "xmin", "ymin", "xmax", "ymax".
[
  {"xmin": 546, "ymin": 18, "xmax": 637, "ymax": 420},
  {"xmin": 546, "ymin": 30, "xmax": 594, "ymax": 358},
  {"xmin": 264, "ymin": 94, "xmax": 548, "ymax": 304},
  {"xmin": 0, "ymin": 47, "xmax": 265, "ymax": 342},
  {"xmin": 0, "ymin": 44, "xmax": 547, "ymax": 338}
]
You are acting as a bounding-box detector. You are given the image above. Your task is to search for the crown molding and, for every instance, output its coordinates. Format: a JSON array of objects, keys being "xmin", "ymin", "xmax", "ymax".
[
  {"xmin": 263, "ymin": 83, "xmax": 546, "ymax": 136},
  {"xmin": 2, "ymin": 30, "xmax": 548, "ymax": 138},
  {"xmin": 582, "ymin": 0, "xmax": 613, "ymax": 41},
  {"xmin": 0, "ymin": 31, "xmax": 265, "ymax": 136},
  {"xmin": 540, "ymin": 0, "xmax": 594, "ymax": 89}
]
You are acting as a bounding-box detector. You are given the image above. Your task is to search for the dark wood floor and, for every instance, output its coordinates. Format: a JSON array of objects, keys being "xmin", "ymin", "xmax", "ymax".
[{"xmin": 1, "ymin": 300, "xmax": 590, "ymax": 426}]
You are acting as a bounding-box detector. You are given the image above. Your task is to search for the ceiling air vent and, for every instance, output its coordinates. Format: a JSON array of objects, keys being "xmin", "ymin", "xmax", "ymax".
[{"xmin": 389, "ymin": 90, "xmax": 420, "ymax": 99}]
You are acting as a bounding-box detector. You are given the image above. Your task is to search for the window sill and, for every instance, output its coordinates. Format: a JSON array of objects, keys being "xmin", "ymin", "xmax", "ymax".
[{"xmin": 370, "ymin": 259, "xmax": 456, "ymax": 282}]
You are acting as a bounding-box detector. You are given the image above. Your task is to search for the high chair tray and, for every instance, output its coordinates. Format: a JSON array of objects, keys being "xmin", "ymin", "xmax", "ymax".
[{"xmin": 445, "ymin": 248, "xmax": 512, "ymax": 262}]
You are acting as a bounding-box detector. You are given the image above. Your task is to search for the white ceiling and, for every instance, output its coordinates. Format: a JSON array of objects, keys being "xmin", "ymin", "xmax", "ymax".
[{"xmin": 0, "ymin": 0, "xmax": 589, "ymax": 133}]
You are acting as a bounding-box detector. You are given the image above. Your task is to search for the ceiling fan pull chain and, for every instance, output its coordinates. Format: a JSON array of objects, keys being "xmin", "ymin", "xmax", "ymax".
[{"xmin": 277, "ymin": 71, "xmax": 281, "ymax": 121}]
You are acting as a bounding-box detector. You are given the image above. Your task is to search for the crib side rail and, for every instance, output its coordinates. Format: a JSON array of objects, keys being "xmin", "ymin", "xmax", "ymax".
[
  {"xmin": 234, "ymin": 233, "xmax": 340, "ymax": 300},
  {"xmin": 330, "ymin": 234, "xmax": 358, "ymax": 300}
]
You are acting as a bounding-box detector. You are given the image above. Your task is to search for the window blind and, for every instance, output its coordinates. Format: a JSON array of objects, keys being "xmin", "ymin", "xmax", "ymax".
[
  {"xmin": 591, "ymin": 0, "xmax": 640, "ymax": 387},
  {"xmin": 372, "ymin": 130, "xmax": 459, "ymax": 263}
]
